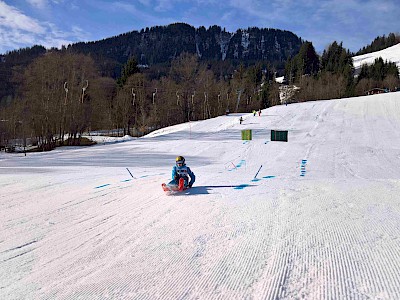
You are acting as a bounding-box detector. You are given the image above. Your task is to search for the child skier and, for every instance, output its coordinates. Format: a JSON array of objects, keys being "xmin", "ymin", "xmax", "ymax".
[{"xmin": 169, "ymin": 156, "xmax": 195, "ymax": 189}]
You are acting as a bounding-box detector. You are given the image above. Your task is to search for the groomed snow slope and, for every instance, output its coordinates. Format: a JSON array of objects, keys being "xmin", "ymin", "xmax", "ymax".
[
  {"xmin": 2, "ymin": 93, "xmax": 400, "ymax": 299},
  {"xmin": 353, "ymin": 43, "xmax": 400, "ymax": 71}
]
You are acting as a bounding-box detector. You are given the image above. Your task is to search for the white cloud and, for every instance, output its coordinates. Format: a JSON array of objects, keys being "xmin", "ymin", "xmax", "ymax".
[
  {"xmin": 0, "ymin": 1, "xmax": 45, "ymax": 33},
  {"xmin": 138, "ymin": 0, "xmax": 151, "ymax": 6},
  {"xmin": 0, "ymin": 1, "xmax": 85, "ymax": 53},
  {"xmin": 26, "ymin": 0, "xmax": 48, "ymax": 9},
  {"xmin": 113, "ymin": 2, "xmax": 136, "ymax": 12},
  {"xmin": 108, "ymin": 2, "xmax": 175, "ymax": 25},
  {"xmin": 154, "ymin": 0, "xmax": 175, "ymax": 12},
  {"xmin": 26, "ymin": 0, "xmax": 64, "ymax": 9}
]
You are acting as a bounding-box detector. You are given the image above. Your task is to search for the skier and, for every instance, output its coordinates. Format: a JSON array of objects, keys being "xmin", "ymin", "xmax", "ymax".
[{"xmin": 169, "ymin": 156, "xmax": 195, "ymax": 189}]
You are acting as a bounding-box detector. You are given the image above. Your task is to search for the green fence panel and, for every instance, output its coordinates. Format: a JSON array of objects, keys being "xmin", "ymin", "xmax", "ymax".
[
  {"xmin": 241, "ymin": 129, "xmax": 252, "ymax": 140},
  {"xmin": 271, "ymin": 130, "xmax": 288, "ymax": 142}
]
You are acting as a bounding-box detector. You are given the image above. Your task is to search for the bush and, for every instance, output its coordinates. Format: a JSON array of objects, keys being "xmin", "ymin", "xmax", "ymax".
[{"xmin": 63, "ymin": 137, "xmax": 96, "ymax": 146}]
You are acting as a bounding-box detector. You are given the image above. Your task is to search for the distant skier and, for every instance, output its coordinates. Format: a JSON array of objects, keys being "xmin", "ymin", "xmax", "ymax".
[
  {"xmin": 169, "ymin": 156, "xmax": 195, "ymax": 189},
  {"xmin": 239, "ymin": 116, "xmax": 243, "ymax": 124},
  {"xmin": 258, "ymin": 109, "xmax": 261, "ymax": 116}
]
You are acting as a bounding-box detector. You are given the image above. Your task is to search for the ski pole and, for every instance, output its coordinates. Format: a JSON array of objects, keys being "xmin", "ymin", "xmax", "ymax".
[
  {"xmin": 126, "ymin": 167, "xmax": 135, "ymax": 178},
  {"xmin": 253, "ymin": 165, "xmax": 263, "ymax": 180}
]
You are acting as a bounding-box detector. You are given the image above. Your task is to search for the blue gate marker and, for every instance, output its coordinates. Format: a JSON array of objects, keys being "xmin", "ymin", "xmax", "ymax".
[
  {"xmin": 234, "ymin": 184, "xmax": 250, "ymax": 190},
  {"xmin": 95, "ymin": 184, "xmax": 111, "ymax": 189},
  {"xmin": 300, "ymin": 160, "xmax": 308, "ymax": 177},
  {"xmin": 236, "ymin": 160, "xmax": 246, "ymax": 168}
]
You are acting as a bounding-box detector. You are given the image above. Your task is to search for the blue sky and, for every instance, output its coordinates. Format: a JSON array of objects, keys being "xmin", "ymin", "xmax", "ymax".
[{"xmin": 0, "ymin": 0, "xmax": 399, "ymax": 55}]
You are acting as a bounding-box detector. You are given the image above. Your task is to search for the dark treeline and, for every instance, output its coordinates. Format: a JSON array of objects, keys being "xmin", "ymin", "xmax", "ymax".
[
  {"xmin": 0, "ymin": 27, "xmax": 399, "ymax": 151},
  {"xmin": 355, "ymin": 33, "xmax": 400, "ymax": 56},
  {"xmin": 285, "ymin": 41, "xmax": 399, "ymax": 102}
]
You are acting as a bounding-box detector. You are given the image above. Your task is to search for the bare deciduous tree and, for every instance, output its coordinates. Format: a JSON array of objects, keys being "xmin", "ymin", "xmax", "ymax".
[{"xmin": 21, "ymin": 52, "xmax": 98, "ymax": 149}]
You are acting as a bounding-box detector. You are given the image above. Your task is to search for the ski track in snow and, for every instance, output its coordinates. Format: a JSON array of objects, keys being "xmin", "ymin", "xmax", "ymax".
[{"xmin": 1, "ymin": 93, "xmax": 400, "ymax": 299}]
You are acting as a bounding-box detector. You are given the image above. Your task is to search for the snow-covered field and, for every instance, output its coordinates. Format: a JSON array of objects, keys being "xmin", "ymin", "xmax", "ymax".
[
  {"xmin": 2, "ymin": 92, "xmax": 400, "ymax": 299},
  {"xmin": 353, "ymin": 43, "xmax": 400, "ymax": 71}
]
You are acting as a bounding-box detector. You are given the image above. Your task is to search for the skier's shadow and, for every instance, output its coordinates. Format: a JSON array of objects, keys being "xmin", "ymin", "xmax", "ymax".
[{"xmin": 185, "ymin": 185, "xmax": 256, "ymax": 195}]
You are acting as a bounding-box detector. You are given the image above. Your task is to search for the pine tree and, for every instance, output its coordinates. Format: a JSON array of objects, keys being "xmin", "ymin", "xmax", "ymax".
[
  {"xmin": 117, "ymin": 58, "xmax": 140, "ymax": 87},
  {"xmin": 357, "ymin": 57, "xmax": 399, "ymax": 82},
  {"xmin": 321, "ymin": 42, "xmax": 353, "ymax": 76},
  {"xmin": 297, "ymin": 42, "xmax": 320, "ymax": 76},
  {"xmin": 284, "ymin": 41, "xmax": 319, "ymax": 82}
]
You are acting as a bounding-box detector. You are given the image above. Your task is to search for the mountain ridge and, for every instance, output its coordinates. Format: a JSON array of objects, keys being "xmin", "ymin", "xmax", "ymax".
[{"xmin": 68, "ymin": 23, "xmax": 302, "ymax": 66}]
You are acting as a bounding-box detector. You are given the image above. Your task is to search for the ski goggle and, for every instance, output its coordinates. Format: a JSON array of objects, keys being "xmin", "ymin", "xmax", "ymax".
[{"xmin": 176, "ymin": 161, "xmax": 184, "ymax": 166}]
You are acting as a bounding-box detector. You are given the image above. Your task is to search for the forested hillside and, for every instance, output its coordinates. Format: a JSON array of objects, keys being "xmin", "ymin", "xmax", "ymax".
[
  {"xmin": 69, "ymin": 23, "xmax": 302, "ymax": 74},
  {"xmin": 0, "ymin": 24, "xmax": 399, "ymax": 152},
  {"xmin": 0, "ymin": 23, "xmax": 302, "ymax": 105}
]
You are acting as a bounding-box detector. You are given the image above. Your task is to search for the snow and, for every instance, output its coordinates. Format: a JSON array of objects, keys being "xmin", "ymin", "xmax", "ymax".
[
  {"xmin": 88, "ymin": 134, "xmax": 136, "ymax": 145},
  {"xmin": 353, "ymin": 43, "xmax": 400, "ymax": 71},
  {"xmin": 2, "ymin": 93, "xmax": 400, "ymax": 299},
  {"xmin": 275, "ymin": 76, "xmax": 285, "ymax": 83},
  {"xmin": 241, "ymin": 30, "xmax": 250, "ymax": 50}
]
